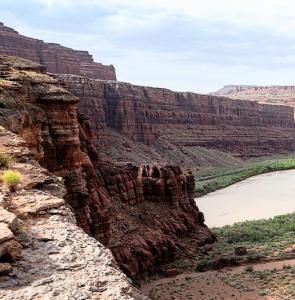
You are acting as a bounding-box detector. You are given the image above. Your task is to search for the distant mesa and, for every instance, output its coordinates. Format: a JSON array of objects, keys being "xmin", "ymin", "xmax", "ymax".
[
  {"xmin": 211, "ymin": 85, "xmax": 258, "ymax": 96},
  {"xmin": 212, "ymin": 84, "xmax": 295, "ymax": 116},
  {"xmin": 0, "ymin": 22, "xmax": 116, "ymax": 80}
]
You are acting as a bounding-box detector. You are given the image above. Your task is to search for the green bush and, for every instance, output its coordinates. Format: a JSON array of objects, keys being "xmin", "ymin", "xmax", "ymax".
[
  {"xmin": 2, "ymin": 170, "xmax": 22, "ymax": 191},
  {"xmin": 0, "ymin": 150, "xmax": 14, "ymax": 168},
  {"xmin": 195, "ymin": 259, "xmax": 213, "ymax": 272},
  {"xmin": 213, "ymin": 213, "xmax": 295, "ymax": 244},
  {"xmin": 244, "ymin": 265, "xmax": 253, "ymax": 272}
]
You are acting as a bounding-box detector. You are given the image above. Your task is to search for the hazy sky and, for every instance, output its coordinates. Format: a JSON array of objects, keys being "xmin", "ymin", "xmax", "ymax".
[{"xmin": 2, "ymin": 0, "xmax": 295, "ymax": 93}]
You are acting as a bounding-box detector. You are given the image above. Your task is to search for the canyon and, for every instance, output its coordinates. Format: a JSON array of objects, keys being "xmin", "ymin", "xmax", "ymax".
[
  {"xmin": 58, "ymin": 75, "xmax": 295, "ymax": 167},
  {"xmin": 2, "ymin": 22, "xmax": 295, "ymax": 171},
  {"xmin": 1, "ymin": 22, "xmax": 295, "ymax": 299},
  {"xmin": 0, "ymin": 55, "xmax": 214, "ymax": 290}
]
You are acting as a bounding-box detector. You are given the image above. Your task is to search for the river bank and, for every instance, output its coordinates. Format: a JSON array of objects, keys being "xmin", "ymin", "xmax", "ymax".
[
  {"xmin": 141, "ymin": 211, "xmax": 295, "ymax": 299},
  {"xmin": 196, "ymin": 169, "xmax": 295, "ymax": 227},
  {"xmin": 195, "ymin": 155, "xmax": 295, "ymax": 196},
  {"xmin": 141, "ymin": 170, "xmax": 295, "ymax": 299}
]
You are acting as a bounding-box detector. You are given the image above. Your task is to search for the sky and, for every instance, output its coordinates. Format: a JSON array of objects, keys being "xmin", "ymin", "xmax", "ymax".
[{"xmin": 2, "ymin": 0, "xmax": 295, "ymax": 93}]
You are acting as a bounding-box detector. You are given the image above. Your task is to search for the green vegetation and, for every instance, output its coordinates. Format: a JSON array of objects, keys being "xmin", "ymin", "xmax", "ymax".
[
  {"xmin": 213, "ymin": 213, "xmax": 295, "ymax": 244},
  {"xmin": 219, "ymin": 266, "xmax": 295, "ymax": 299},
  {"xmin": 212, "ymin": 212, "xmax": 295, "ymax": 262},
  {"xmin": 244, "ymin": 265, "xmax": 253, "ymax": 272},
  {"xmin": 144, "ymin": 213, "xmax": 295, "ymax": 299},
  {"xmin": 0, "ymin": 150, "xmax": 14, "ymax": 168},
  {"xmin": 195, "ymin": 155, "xmax": 295, "ymax": 196},
  {"xmin": 195, "ymin": 258, "xmax": 213, "ymax": 272},
  {"xmin": 2, "ymin": 169, "xmax": 22, "ymax": 191},
  {"xmin": 165, "ymin": 212, "xmax": 295, "ymax": 275}
]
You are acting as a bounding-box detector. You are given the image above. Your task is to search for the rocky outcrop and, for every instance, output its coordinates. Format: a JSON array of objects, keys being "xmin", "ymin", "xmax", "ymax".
[
  {"xmin": 59, "ymin": 76, "xmax": 295, "ymax": 158},
  {"xmin": 0, "ymin": 56, "xmax": 214, "ymax": 279},
  {"xmin": 212, "ymin": 85, "xmax": 295, "ymax": 116},
  {"xmin": 111, "ymin": 164, "xmax": 213, "ymax": 276},
  {"xmin": 0, "ymin": 22, "xmax": 116, "ymax": 80},
  {"xmin": 0, "ymin": 127, "xmax": 144, "ymax": 299}
]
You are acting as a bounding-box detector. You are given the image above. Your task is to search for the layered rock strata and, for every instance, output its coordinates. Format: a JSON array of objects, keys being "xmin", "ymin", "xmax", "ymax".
[
  {"xmin": 59, "ymin": 76, "xmax": 295, "ymax": 158},
  {"xmin": 213, "ymin": 85, "xmax": 295, "ymax": 116},
  {"xmin": 0, "ymin": 22, "xmax": 116, "ymax": 80},
  {"xmin": 0, "ymin": 56, "xmax": 214, "ymax": 278},
  {"xmin": 0, "ymin": 127, "xmax": 143, "ymax": 299}
]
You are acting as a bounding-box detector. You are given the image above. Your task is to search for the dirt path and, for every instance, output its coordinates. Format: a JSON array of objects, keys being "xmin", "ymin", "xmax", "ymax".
[
  {"xmin": 141, "ymin": 259, "xmax": 295, "ymax": 300},
  {"xmin": 233, "ymin": 258, "xmax": 295, "ymax": 273}
]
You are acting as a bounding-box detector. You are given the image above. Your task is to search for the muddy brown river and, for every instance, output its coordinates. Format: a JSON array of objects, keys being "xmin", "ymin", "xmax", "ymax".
[{"xmin": 196, "ymin": 169, "xmax": 295, "ymax": 228}]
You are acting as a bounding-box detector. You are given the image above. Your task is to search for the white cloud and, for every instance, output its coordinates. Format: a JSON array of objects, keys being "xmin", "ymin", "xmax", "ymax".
[
  {"xmin": 27, "ymin": 0, "xmax": 295, "ymax": 39},
  {"xmin": 3, "ymin": 0, "xmax": 295, "ymax": 92}
]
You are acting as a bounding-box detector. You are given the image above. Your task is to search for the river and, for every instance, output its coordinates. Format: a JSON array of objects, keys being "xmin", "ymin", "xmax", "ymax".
[{"xmin": 195, "ymin": 169, "xmax": 295, "ymax": 228}]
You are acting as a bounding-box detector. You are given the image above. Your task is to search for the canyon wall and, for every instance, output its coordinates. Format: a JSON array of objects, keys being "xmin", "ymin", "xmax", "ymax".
[
  {"xmin": 0, "ymin": 56, "xmax": 214, "ymax": 278},
  {"xmin": 0, "ymin": 127, "xmax": 143, "ymax": 300},
  {"xmin": 0, "ymin": 22, "xmax": 116, "ymax": 80},
  {"xmin": 58, "ymin": 76, "xmax": 295, "ymax": 158},
  {"xmin": 3, "ymin": 22, "xmax": 295, "ymax": 163}
]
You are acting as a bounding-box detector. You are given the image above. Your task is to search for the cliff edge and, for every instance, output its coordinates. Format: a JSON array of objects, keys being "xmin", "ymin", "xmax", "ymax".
[
  {"xmin": 0, "ymin": 56, "xmax": 214, "ymax": 282},
  {"xmin": 0, "ymin": 22, "xmax": 116, "ymax": 80},
  {"xmin": 0, "ymin": 127, "xmax": 144, "ymax": 299}
]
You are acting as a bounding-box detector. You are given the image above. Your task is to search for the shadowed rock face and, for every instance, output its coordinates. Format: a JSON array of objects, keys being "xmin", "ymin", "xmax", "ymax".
[
  {"xmin": 59, "ymin": 76, "xmax": 295, "ymax": 158},
  {"xmin": 0, "ymin": 127, "xmax": 144, "ymax": 300},
  {"xmin": 0, "ymin": 22, "xmax": 116, "ymax": 80},
  {"xmin": 0, "ymin": 56, "xmax": 214, "ymax": 278}
]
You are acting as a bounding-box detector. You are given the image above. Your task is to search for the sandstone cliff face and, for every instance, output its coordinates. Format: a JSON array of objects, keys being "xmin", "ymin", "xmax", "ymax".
[
  {"xmin": 0, "ymin": 22, "xmax": 116, "ymax": 80},
  {"xmin": 0, "ymin": 56, "xmax": 214, "ymax": 278},
  {"xmin": 0, "ymin": 127, "xmax": 144, "ymax": 300},
  {"xmin": 213, "ymin": 85, "xmax": 295, "ymax": 117},
  {"xmin": 59, "ymin": 76, "xmax": 295, "ymax": 158}
]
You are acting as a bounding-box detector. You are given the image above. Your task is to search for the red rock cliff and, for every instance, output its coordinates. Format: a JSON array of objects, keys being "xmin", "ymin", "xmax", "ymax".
[
  {"xmin": 0, "ymin": 22, "xmax": 116, "ymax": 80},
  {"xmin": 0, "ymin": 56, "xmax": 214, "ymax": 278},
  {"xmin": 59, "ymin": 76, "xmax": 295, "ymax": 157}
]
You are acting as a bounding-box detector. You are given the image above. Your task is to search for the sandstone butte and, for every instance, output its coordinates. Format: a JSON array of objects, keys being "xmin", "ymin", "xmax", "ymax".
[{"xmin": 1, "ymin": 23, "xmax": 295, "ymax": 299}]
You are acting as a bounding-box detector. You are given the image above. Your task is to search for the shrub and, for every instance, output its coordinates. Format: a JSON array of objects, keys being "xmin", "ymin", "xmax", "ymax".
[
  {"xmin": 2, "ymin": 170, "xmax": 22, "ymax": 191},
  {"xmin": 283, "ymin": 264, "xmax": 291, "ymax": 269},
  {"xmin": 0, "ymin": 151, "xmax": 14, "ymax": 168},
  {"xmin": 195, "ymin": 259, "xmax": 213, "ymax": 272},
  {"xmin": 244, "ymin": 265, "xmax": 253, "ymax": 272}
]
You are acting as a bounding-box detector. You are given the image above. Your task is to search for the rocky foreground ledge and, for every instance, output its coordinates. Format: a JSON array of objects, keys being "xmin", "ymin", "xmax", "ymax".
[{"xmin": 0, "ymin": 127, "xmax": 145, "ymax": 300}]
